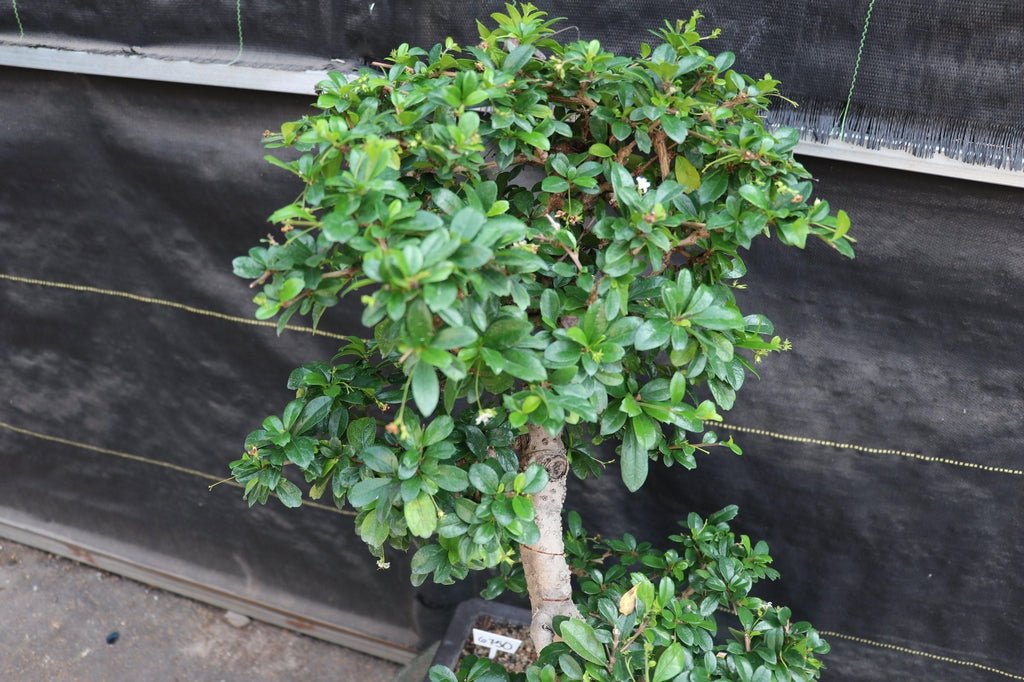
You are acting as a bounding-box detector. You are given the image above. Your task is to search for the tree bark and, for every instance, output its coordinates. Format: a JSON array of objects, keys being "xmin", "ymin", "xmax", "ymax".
[{"xmin": 519, "ymin": 423, "xmax": 581, "ymax": 651}]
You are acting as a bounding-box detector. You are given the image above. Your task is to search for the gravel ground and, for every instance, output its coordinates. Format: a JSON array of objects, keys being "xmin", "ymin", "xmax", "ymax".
[{"xmin": 0, "ymin": 539, "xmax": 400, "ymax": 681}]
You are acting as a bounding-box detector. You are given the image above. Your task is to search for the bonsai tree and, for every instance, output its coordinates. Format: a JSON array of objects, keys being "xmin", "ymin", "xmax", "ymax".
[{"xmin": 229, "ymin": 4, "xmax": 853, "ymax": 680}]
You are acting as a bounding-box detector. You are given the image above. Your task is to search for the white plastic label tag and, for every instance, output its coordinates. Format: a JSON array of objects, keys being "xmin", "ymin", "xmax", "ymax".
[{"xmin": 472, "ymin": 628, "xmax": 523, "ymax": 659}]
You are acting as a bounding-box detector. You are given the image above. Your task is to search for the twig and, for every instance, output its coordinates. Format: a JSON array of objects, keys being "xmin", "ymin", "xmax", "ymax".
[
  {"xmin": 249, "ymin": 270, "xmax": 272, "ymax": 288},
  {"xmin": 586, "ymin": 274, "xmax": 603, "ymax": 305},
  {"xmin": 614, "ymin": 140, "xmax": 637, "ymax": 164},
  {"xmin": 652, "ymin": 129, "xmax": 671, "ymax": 180}
]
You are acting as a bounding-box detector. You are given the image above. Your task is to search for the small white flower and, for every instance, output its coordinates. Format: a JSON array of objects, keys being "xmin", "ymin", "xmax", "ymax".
[
  {"xmin": 475, "ymin": 408, "xmax": 497, "ymax": 425},
  {"xmin": 636, "ymin": 176, "xmax": 651, "ymax": 195},
  {"xmin": 376, "ymin": 557, "xmax": 391, "ymax": 570}
]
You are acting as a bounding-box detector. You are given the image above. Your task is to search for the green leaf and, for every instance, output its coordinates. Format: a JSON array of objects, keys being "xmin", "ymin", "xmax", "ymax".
[
  {"xmin": 609, "ymin": 163, "xmax": 638, "ymax": 205},
  {"xmin": 419, "ymin": 346, "xmax": 454, "ymax": 368},
  {"xmin": 433, "ymin": 326, "xmax": 478, "ymax": 349},
  {"xmin": 708, "ymin": 379, "xmax": 736, "ymax": 410},
  {"xmin": 832, "ymin": 236, "xmax": 855, "ymax": 258},
  {"xmin": 393, "ymin": 210, "xmax": 443, "ymax": 233},
  {"xmin": 588, "ymin": 143, "xmax": 614, "ymax": 158},
  {"xmin": 689, "ymin": 305, "xmax": 745, "ymax": 331},
  {"xmin": 778, "ymin": 217, "xmax": 810, "ymax": 248},
  {"xmin": 423, "ymin": 415, "xmax": 455, "ymax": 446},
  {"xmin": 606, "ymin": 316, "xmax": 642, "ymax": 345},
  {"xmin": 232, "ymin": 256, "xmax": 264, "ymax": 278},
  {"xmin": 359, "ymin": 512, "xmax": 388, "ymax": 547},
  {"xmin": 540, "ymin": 289, "xmax": 561, "ymax": 325},
  {"xmin": 620, "ymin": 426, "xmax": 649, "ymax": 492},
  {"xmin": 634, "ymin": 319, "xmax": 672, "ymax": 350},
  {"xmin": 481, "ymin": 347, "xmax": 507, "ymax": 373},
  {"xmin": 565, "ymin": 327, "xmax": 588, "ymax": 346},
  {"xmin": 676, "ymin": 53, "xmax": 706, "ymax": 75},
  {"xmin": 278, "ymin": 277, "xmax": 304, "ymax": 303},
  {"xmin": 347, "ymin": 417, "xmax": 377, "ymax": 449},
  {"xmin": 519, "ymin": 131, "xmax": 550, "ymax": 151},
  {"xmin": 504, "ymin": 43, "xmax": 535, "ymax": 72},
  {"xmin": 282, "ymin": 400, "xmax": 302, "ymax": 430},
  {"xmin": 405, "ymin": 491, "xmax": 438, "ymax": 538},
  {"xmin": 695, "ymin": 400, "xmax": 722, "ymax": 422},
  {"xmin": 512, "ymin": 495, "xmax": 533, "ymax": 520},
  {"xmin": 293, "ymin": 395, "xmax": 333, "ymax": 434},
  {"xmin": 406, "ymin": 299, "xmax": 434, "ymax": 345},
  {"xmin": 833, "ymin": 209, "xmax": 851, "ymax": 240},
  {"xmin": 518, "ymin": 464, "xmax": 548, "ymax": 494},
  {"xmin": 254, "ymin": 301, "xmax": 280, "ymax": 320},
  {"xmin": 322, "ymin": 213, "xmax": 359, "ymax": 242},
  {"xmin": 412, "ymin": 362, "xmax": 440, "ymax": 416},
  {"xmin": 361, "ymin": 445, "xmax": 397, "ymax": 473},
  {"xmin": 670, "ymin": 372, "xmax": 687, "ymax": 403},
  {"xmin": 433, "ymin": 188, "xmax": 462, "ymax": 215},
  {"xmin": 275, "ymin": 478, "xmax": 302, "ymax": 508},
  {"xmin": 697, "ymin": 170, "xmax": 728, "ymax": 205},
  {"xmin": 544, "ymin": 340, "xmax": 581, "ymax": 364},
  {"xmin": 348, "ymin": 477, "xmax": 391, "ymax": 507},
  {"xmin": 483, "ymin": 317, "xmax": 533, "ymax": 349},
  {"xmin": 452, "ymin": 243, "xmax": 492, "ymax": 269},
  {"xmin": 738, "ymin": 184, "xmax": 770, "ymax": 210},
  {"xmin": 268, "ymin": 204, "xmax": 314, "ymax": 224},
  {"xmin": 558, "ymin": 654, "xmax": 583, "ymax": 679},
  {"xmin": 661, "ymin": 116, "xmax": 689, "ymax": 144},
  {"xmin": 559, "ymin": 620, "xmax": 607, "ymax": 666},
  {"xmin": 631, "ymin": 414, "xmax": 658, "ymax": 450},
  {"xmin": 503, "ymin": 349, "xmax": 547, "ymax": 382},
  {"xmin": 427, "ymin": 666, "xmax": 459, "ymax": 682},
  {"xmin": 542, "ymin": 176, "xmax": 570, "ymax": 193},
  {"xmin": 468, "ymin": 463, "xmax": 500, "ymax": 495},
  {"xmin": 653, "ymin": 643, "xmax": 688, "ymax": 682},
  {"xmin": 412, "ymin": 543, "xmax": 447, "ymax": 576},
  {"xmin": 284, "ymin": 437, "xmax": 316, "ymax": 469},
  {"xmin": 263, "ymin": 415, "xmax": 285, "ymax": 434},
  {"xmin": 450, "ymin": 206, "xmax": 487, "ymax": 240},
  {"xmin": 432, "ymin": 465, "xmax": 469, "ymax": 492},
  {"xmin": 674, "ymin": 155, "xmax": 701, "ymax": 193}
]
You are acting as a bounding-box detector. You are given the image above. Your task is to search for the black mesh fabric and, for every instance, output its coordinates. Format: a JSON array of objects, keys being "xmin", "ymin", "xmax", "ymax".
[
  {"xmin": 1, "ymin": 63, "xmax": 1022, "ymax": 678},
  {"xmin": 2, "ymin": 1, "xmax": 1022, "ymax": 166}
]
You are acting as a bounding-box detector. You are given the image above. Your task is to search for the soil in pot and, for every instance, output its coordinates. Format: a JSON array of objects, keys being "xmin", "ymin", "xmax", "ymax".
[{"xmin": 456, "ymin": 614, "xmax": 537, "ymax": 673}]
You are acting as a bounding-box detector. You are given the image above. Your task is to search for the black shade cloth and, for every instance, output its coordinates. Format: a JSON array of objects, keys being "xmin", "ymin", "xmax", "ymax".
[
  {"xmin": 1, "ymin": 65, "xmax": 1022, "ymax": 679},
  {"xmin": 2, "ymin": 1, "xmax": 1022, "ymax": 167}
]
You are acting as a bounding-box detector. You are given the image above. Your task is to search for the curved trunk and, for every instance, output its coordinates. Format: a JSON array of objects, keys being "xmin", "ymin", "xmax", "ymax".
[{"xmin": 519, "ymin": 423, "xmax": 581, "ymax": 651}]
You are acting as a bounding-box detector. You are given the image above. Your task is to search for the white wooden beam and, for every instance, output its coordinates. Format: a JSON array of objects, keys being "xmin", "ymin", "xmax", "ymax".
[
  {"xmin": 1, "ymin": 45, "xmax": 1021, "ymax": 185},
  {"xmin": 0, "ymin": 44, "xmax": 336, "ymax": 94},
  {"xmin": 794, "ymin": 139, "xmax": 1024, "ymax": 189}
]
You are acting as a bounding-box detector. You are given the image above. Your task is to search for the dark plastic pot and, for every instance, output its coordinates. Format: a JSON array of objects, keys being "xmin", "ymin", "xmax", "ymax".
[{"xmin": 428, "ymin": 598, "xmax": 531, "ymax": 677}]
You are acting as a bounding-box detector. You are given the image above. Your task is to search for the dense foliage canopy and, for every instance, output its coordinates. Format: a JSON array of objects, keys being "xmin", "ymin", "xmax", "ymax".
[{"xmin": 230, "ymin": 4, "xmax": 851, "ymax": 679}]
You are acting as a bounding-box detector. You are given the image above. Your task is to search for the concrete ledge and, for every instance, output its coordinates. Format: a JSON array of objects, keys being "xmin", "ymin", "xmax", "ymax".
[{"xmin": 0, "ymin": 511, "xmax": 417, "ymax": 664}]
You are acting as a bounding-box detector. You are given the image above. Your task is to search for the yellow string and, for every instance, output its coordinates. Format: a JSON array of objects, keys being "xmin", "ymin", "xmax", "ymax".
[
  {"xmin": 720, "ymin": 422, "xmax": 1024, "ymax": 477},
  {"xmin": 0, "ymin": 421, "xmax": 353, "ymax": 517},
  {"xmin": 713, "ymin": 605, "xmax": 1019, "ymax": 679},
  {"xmin": 0, "ymin": 272, "xmax": 348, "ymax": 341},
  {"xmin": 11, "ymin": 0, "xmax": 24, "ymax": 38},
  {"xmin": 227, "ymin": 0, "xmax": 244, "ymax": 65},
  {"xmin": 837, "ymin": 0, "xmax": 878, "ymax": 140},
  {"xmin": 821, "ymin": 630, "xmax": 1024, "ymax": 680},
  {"xmin": 6, "ymin": 272, "xmax": 1022, "ymax": 479}
]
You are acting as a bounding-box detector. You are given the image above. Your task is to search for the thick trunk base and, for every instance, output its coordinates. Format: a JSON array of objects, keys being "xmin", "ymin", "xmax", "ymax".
[{"xmin": 519, "ymin": 424, "xmax": 581, "ymax": 651}]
